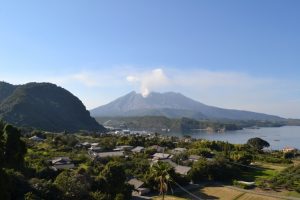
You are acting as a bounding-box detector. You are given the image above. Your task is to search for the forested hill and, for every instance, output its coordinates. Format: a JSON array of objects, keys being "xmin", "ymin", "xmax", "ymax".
[{"xmin": 0, "ymin": 82, "xmax": 105, "ymax": 132}]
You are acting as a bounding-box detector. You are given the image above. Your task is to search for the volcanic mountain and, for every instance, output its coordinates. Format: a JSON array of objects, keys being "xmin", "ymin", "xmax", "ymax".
[
  {"xmin": 0, "ymin": 81, "xmax": 105, "ymax": 132},
  {"xmin": 90, "ymin": 91, "xmax": 283, "ymax": 121}
]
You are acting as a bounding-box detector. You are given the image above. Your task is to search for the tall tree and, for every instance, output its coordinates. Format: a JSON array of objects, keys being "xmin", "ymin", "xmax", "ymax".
[
  {"xmin": 0, "ymin": 121, "xmax": 5, "ymax": 166},
  {"xmin": 150, "ymin": 162, "xmax": 173, "ymax": 200},
  {"xmin": 3, "ymin": 124, "xmax": 27, "ymax": 169}
]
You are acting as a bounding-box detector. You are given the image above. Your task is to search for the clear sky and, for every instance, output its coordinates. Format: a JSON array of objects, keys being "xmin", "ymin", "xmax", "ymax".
[{"xmin": 0, "ymin": 0, "xmax": 299, "ymax": 118}]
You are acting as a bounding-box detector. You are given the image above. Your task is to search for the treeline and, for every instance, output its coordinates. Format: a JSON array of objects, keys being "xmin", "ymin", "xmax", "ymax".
[
  {"xmin": 96, "ymin": 116, "xmax": 244, "ymax": 132},
  {"xmin": 96, "ymin": 116, "xmax": 289, "ymax": 133}
]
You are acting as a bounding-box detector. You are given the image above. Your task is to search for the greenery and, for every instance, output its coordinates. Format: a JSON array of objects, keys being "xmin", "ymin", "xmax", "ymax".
[
  {"xmin": 267, "ymin": 165, "xmax": 300, "ymax": 192},
  {"xmin": 96, "ymin": 116, "xmax": 290, "ymax": 134},
  {"xmin": 247, "ymin": 137, "xmax": 270, "ymax": 151},
  {"xmin": 0, "ymin": 82, "xmax": 105, "ymax": 132},
  {"xmin": 0, "ymin": 121, "xmax": 299, "ymax": 199}
]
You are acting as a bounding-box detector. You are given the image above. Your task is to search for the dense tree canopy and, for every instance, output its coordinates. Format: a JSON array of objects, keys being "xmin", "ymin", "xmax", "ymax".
[{"xmin": 247, "ymin": 137, "xmax": 270, "ymax": 151}]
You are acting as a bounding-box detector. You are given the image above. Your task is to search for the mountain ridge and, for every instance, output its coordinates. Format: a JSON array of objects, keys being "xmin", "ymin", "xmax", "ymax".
[{"xmin": 91, "ymin": 91, "xmax": 284, "ymax": 121}]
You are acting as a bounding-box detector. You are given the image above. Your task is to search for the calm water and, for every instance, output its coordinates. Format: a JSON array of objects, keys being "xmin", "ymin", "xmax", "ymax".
[{"xmin": 167, "ymin": 126, "xmax": 300, "ymax": 150}]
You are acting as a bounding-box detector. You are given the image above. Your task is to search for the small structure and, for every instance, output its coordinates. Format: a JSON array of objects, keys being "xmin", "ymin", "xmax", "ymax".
[
  {"xmin": 189, "ymin": 155, "xmax": 201, "ymax": 162},
  {"xmin": 151, "ymin": 145, "xmax": 166, "ymax": 153},
  {"xmin": 81, "ymin": 142, "xmax": 91, "ymax": 148},
  {"xmin": 29, "ymin": 135, "xmax": 45, "ymax": 142},
  {"xmin": 90, "ymin": 143, "xmax": 99, "ymax": 147},
  {"xmin": 50, "ymin": 157, "xmax": 75, "ymax": 171},
  {"xmin": 88, "ymin": 146, "xmax": 102, "ymax": 152},
  {"xmin": 123, "ymin": 130, "xmax": 131, "ymax": 134},
  {"xmin": 114, "ymin": 145, "xmax": 133, "ymax": 151},
  {"xmin": 152, "ymin": 153, "xmax": 171, "ymax": 160},
  {"xmin": 282, "ymin": 146, "xmax": 297, "ymax": 153},
  {"xmin": 128, "ymin": 178, "xmax": 150, "ymax": 196},
  {"xmin": 131, "ymin": 146, "xmax": 145, "ymax": 153},
  {"xmin": 95, "ymin": 151, "xmax": 125, "ymax": 158},
  {"xmin": 172, "ymin": 147, "xmax": 187, "ymax": 154},
  {"xmin": 175, "ymin": 165, "xmax": 191, "ymax": 176}
]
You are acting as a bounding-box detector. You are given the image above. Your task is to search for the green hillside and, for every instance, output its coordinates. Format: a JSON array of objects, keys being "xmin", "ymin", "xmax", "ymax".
[{"xmin": 0, "ymin": 82, "xmax": 105, "ymax": 132}]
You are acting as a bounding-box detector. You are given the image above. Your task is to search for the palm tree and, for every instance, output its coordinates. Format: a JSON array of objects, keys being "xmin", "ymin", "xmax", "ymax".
[{"xmin": 150, "ymin": 161, "xmax": 173, "ymax": 200}]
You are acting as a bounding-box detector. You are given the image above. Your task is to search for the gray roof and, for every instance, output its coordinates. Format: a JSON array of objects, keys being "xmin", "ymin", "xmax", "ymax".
[
  {"xmin": 29, "ymin": 136, "xmax": 44, "ymax": 141},
  {"xmin": 96, "ymin": 151, "xmax": 124, "ymax": 158},
  {"xmin": 131, "ymin": 146, "xmax": 145, "ymax": 153},
  {"xmin": 175, "ymin": 165, "xmax": 191, "ymax": 175},
  {"xmin": 152, "ymin": 153, "xmax": 170, "ymax": 159},
  {"xmin": 51, "ymin": 157, "xmax": 72, "ymax": 165},
  {"xmin": 128, "ymin": 178, "xmax": 145, "ymax": 189},
  {"xmin": 189, "ymin": 155, "xmax": 201, "ymax": 160}
]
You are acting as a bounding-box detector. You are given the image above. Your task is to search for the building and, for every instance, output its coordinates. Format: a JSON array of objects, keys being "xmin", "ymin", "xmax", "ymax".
[
  {"xmin": 29, "ymin": 135, "xmax": 45, "ymax": 142},
  {"xmin": 114, "ymin": 145, "xmax": 133, "ymax": 151},
  {"xmin": 88, "ymin": 146, "xmax": 102, "ymax": 152},
  {"xmin": 189, "ymin": 155, "xmax": 201, "ymax": 162},
  {"xmin": 95, "ymin": 151, "xmax": 125, "ymax": 158},
  {"xmin": 50, "ymin": 157, "xmax": 75, "ymax": 171},
  {"xmin": 81, "ymin": 142, "xmax": 91, "ymax": 148},
  {"xmin": 128, "ymin": 178, "xmax": 150, "ymax": 196},
  {"xmin": 174, "ymin": 165, "xmax": 191, "ymax": 176},
  {"xmin": 131, "ymin": 146, "xmax": 145, "ymax": 153},
  {"xmin": 282, "ymin": 146, "xmax": 297, "ymax": 153},
  {"xmin": 172, "ymin": 147, "xmax": 187, "ymax": 154},
  {"xmin": 151, "ymin": 145, "xmax": 166, "ymax": 153},
  {"xmin": 152, "ymin": 153, "xmax": 171, "ymax": 160}
]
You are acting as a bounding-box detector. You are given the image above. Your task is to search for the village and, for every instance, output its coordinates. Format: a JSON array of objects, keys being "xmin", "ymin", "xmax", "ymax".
[{"xmin": 26, "ymin": 129, "xmax": 300, "ymax": 200}]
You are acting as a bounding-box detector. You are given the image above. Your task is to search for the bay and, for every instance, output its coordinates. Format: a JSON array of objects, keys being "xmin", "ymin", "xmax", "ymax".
[{"xmin": 166, "ymin": 126, "xmax": 300, "ymax": 150}]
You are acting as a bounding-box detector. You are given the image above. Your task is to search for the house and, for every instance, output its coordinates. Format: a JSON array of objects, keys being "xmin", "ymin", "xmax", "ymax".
[
  {"xmin": 88, "ymin": 146, "xmax": 102, "ymax": 152},
  {"xmin": 114, "ymin": 145, "xmax": 133, "ymax": 151},
  {"xmin": 81, "ymin": 142, "xmax": 91, "ymax": 148},
  {"xmin": 128, "ymin": 178, "xmax": 150, "ymax": 196},
  {"xmin": 50, "ymin": 157, "xmax": 75, "ymax": 171},
  {"xmin": 29, "ymin": 135, "xmax": 45, "ymax": 142},
  {"xmin": 151, "ymin": 145, "xmax": 166, "ymax": 153},
  {"xmin": 189, "ymin": 155, "xmax": 201, "ymax": 162},
  {"xmin": 152, "ymin": 153, "xmax": 171, "ymax": 160},
  {"xmin": 174, "ymin": 165, "xmax": 191, "ymax": 176},
  {"xmin": 172, "ymin": 147, "xmax": 187, "ymax": 154},
  {"xmin": 161, "ymin": 159, "xmax": 191, "ymax": 176},
  {"xmin": 95, "ymin": 151, "xmax": 124, "ymax": 158},
  {"xmin": 131, "ymin": 146, "xmax": 145, "ymax": 153},
  {"xmin": 282, "ymin": 146, "xmax": 297, "ymax": 153},
  {"xmin": 123, "ymin": 130, "xmax": 131, "ymax": 134},
  {"xmin": 90, "ymin": 143, "xmax": 99, "ymax": 147}
]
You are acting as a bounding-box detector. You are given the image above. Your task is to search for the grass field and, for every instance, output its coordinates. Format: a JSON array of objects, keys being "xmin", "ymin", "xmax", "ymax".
[
  {"xmin": 153, "ymin": 196, "xmax": 186, "ymax": 200},
  {"xmin": 240, "ymin": 162, "xmax": 289, "ymax": 182},
  {"xmin": 176, "ymin": 186, "xmax": 283, "ymax": 200}
]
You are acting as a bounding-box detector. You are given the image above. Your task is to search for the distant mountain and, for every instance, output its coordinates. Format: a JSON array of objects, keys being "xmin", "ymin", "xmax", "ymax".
[
  {"xmin": 91, "ymin": 91, "xmax": 284, "ymax": 121},
  {"xmin": 0, "ymin": 82, "xmax": 105, "ymax": 132}
]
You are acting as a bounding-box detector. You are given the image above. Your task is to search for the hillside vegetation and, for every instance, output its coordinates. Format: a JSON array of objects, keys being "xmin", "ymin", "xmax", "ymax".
[
  {"xmin": 0, "ymin": 82, "xmax": 105, "ymax": 132},
  {"xmin": 95, "ymin": 116, "xmax": 284, "ymax": 133}
]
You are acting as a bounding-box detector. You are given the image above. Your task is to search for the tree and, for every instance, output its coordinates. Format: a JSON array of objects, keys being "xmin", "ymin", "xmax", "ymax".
[
  {"xmin": 97, "ymin": 161, "xmax": 132, "ymax": 200},
  {"xmin": 3, "ymin": 124, "xmax": 27, "ymax": 169},
  {"xmin": 189, "ymin": 158, "xmax": 209, "ymax": 182},
  {"xmin": 247, "ymin": 137, "xmax": 270, "ymax": 151},
  {"xmin": 0, "ymin": 121, "xmax": 5, "ymax": 166},
  {"xmin": 54, "ymin": 170, "xmax": 91, "ymax": 199},
  {"xmin": 150, "ymin": 162, "xmax": 173, "ymax": 200}
]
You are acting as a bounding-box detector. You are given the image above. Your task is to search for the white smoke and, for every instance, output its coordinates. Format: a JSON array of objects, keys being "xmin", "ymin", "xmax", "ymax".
[{"xmin": 126, "ymin": 68, "xmax": 169, "ymax": 97}]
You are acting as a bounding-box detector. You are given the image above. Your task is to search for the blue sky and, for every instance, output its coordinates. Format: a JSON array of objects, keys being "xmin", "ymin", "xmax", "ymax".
[{"xmin": 0, "ymin": 1, "xmax": 299, "ymax": 118}]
